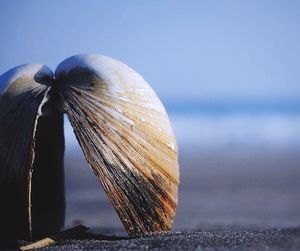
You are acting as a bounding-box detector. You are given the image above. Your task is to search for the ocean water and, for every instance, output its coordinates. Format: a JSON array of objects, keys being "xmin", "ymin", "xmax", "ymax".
[
  {"xmin": 170, "ymin": 113, "xmax": 300, "ymax": 149},
  {"xmin": 64, "ymin": 107, "xmax": 300, "ymax": 151}
]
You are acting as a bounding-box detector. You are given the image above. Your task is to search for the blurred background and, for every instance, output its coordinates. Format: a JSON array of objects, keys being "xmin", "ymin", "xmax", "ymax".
[{"xmin": 1, "ymin": 0, "xmax": 300, "ymax": 234}]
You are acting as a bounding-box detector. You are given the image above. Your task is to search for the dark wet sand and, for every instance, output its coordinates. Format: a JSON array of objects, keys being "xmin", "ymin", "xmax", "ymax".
[{"xmin": 14, "ymin": 227, "xmax": 300, "ymax": 250}]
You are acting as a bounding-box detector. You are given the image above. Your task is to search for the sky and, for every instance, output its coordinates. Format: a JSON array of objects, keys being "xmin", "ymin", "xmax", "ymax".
[{"xmin": 0, "ymin": 0, "xmax": 299, "ymax": 108}]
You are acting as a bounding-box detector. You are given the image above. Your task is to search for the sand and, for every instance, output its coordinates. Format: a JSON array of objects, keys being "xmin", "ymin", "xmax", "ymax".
[{"xmin": 11, "ymin": 227, "xmax": 299, "ymax": 250}]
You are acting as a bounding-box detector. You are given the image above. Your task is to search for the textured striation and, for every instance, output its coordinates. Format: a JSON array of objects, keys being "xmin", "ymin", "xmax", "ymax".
[{"xmin": 56, "ymin": 55, "xmax": 179, "ymax": 237}]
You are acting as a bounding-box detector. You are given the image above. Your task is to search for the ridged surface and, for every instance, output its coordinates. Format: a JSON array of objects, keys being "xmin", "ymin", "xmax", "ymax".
[{"xmin": 56, "ymin": 54, "xmax": 179, "ymax": 236}]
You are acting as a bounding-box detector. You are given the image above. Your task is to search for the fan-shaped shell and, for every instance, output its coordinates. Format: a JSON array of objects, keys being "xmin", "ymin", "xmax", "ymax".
[{"xmin": 56, "ymin": 54, "xmax": 179, "ymax": 236}]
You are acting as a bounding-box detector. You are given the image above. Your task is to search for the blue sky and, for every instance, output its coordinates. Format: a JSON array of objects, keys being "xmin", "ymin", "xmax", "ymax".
[{"xmin": 0, "ymin": 0, "xmax": 299, "ymax": 108}]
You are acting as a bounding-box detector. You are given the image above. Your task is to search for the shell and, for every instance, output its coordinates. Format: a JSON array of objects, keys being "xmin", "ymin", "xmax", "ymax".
[
  {"xmin": 0, "ymin": 54, "xmax": 179, "ymax": 240},
  {"xmin": 56, "ymin": 54, "xmax": 179, "ymax": 236},
  {"xmin": 0, "ymin": 65, "xmax": 65, "ymax": 240}
]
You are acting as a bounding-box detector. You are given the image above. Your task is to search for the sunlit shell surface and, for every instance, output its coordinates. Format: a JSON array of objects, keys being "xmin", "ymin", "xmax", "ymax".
[{"xmin": 0, "ymin": 54, "xmax": 179, "ymax": 240}]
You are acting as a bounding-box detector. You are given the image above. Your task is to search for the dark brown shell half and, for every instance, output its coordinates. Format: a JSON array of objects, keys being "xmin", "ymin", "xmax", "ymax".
[{"xmin": 0, "ymin": 65, "xmax": 65, "ymax": 240}]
